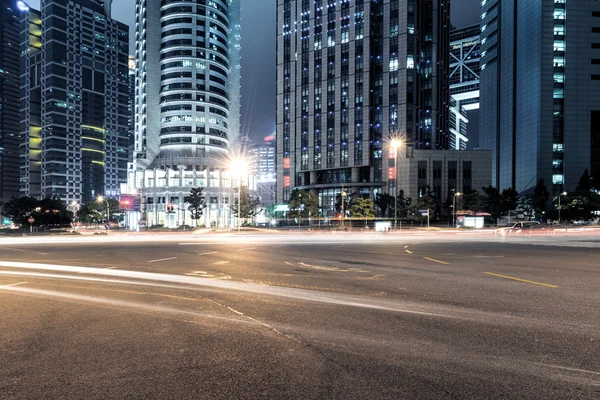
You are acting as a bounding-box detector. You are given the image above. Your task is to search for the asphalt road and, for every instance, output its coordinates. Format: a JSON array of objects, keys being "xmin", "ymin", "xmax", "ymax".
[{"xmin": 1, "ymin": 233, "xmax": 599, "ymax": 399}]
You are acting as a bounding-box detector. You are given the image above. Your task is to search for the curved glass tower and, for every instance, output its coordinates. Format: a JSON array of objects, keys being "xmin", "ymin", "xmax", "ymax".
[
  {"xmin": 130, "ymin": 0, "xmax": 247, "ymax": 229},
  {"xmin": 158, "ymin": 0, "xmax": 231, "ymax": 160}
]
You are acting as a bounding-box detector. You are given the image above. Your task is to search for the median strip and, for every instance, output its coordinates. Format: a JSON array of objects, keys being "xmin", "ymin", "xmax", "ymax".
[
  {"xmin": 423, "ymin": 257, "xmax": 449, "ymax": 265},
  {"xmin": 484, "ymin": 272, "xmax": 558, "ymax": 288}
]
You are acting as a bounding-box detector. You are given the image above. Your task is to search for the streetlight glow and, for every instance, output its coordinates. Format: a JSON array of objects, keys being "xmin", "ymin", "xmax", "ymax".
[
  {"xmin": 229, "ymin": 157, "xmax": 249, "ymax": 232},
  {"xmin": 97, "ymin": 196, "xmax": 110, "ymax": 228},
  {"xmin": 390, "ymin": 138, "xmax": 403, "ymax": 150},
  {"xmin": 388, "ymin": 136, "xmax": 405, "ymax": 230}
]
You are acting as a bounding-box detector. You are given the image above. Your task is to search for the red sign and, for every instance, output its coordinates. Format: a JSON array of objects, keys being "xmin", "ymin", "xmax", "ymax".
[{"xmin": 28, "ymin": 217, "xmax": 35, "ymax": 224}]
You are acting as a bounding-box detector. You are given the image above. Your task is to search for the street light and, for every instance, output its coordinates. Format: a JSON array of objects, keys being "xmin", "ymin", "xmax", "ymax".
[
  {"xmin": 230, "ymin": 158, "xmax": 248, "ymax": 232},
  {"xmin": 557, "ymin": 191, "xmax": 567, "ymax": 224},
  {"xmin": 341, "ymin": 191, "xmax": 347, "ymax": 228},
  {"xmin": 390, "ymin": 138, "xmax": 404, "ymax": 230},
  {"xmin": 70, "ymin": 201, "xmax": 80, "ymax": 223},
  {"xmin": 96, "ymin": 196, "xmax": 109, "ymax": 228},
  {"xmin": 453, "ymin": 191, "xmax": 463, "ymax": 228}
]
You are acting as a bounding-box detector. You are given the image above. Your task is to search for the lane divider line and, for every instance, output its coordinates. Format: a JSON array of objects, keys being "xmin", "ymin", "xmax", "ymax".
[
  {"xmin": 147, "ymin": 257, "xmax": 178, "ymax": 263},
  {"xmin": 423, "ymin": 257, "xmax": 449, "ymax": 265},
  {"xmin": 198, "ymin": 252, "xmax": 218, "ymax": 256},
  {"xmin": 405, "ymin": 250, "xmax": 413, "ymax": 254},
  {"xmin": 1, "ymin": 281, "xmax": 28, "ymax": 287},
  {"xmin": 484, "ymin": 272, "xmax": 558, "ymax": 288}
]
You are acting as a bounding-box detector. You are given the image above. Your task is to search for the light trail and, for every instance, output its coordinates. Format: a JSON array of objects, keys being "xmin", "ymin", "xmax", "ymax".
[
  {"xmin": 0, "ymin": 261, "xmax": 463, "ymax": 319},
  {"xmin": 0, "ymin": 285, "xmax": 254, "ymax": 325}
]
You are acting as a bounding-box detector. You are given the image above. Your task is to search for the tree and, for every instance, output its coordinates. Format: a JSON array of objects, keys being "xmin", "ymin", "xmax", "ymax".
[
  {"xmin": 408, "ymin": 187, "xmax": 436, "ymax": 222},
  {"xmin": 335, "ymin": 191, "xmax": 357, "ymax": 216},
  {"xmin": 576, "ymin": 169, "xmax": 592, "ymax": 193},
  {"xmin": 184, "ymin": 187, "xmax": 206, "ymax": 226},
  {"xmin": 517, "ymin": 196, "xmax": 535, "ymax": 220},
  {"xmin": 79, "ymin": 199, "xmax": 122, "ymax": 224},
  {"xmin": 559, "ymin": 170, "xmax": 600, "ymax": 220},
  {"xmin": 482, "ymin": 186, "xmax": 503, "ymax": 220},
  {"xmin": 232, "ymin": 186, "xmax": 261, "ymax": 222},
  {"xmin": 350, "ymin": 197, "xmax": 375, "ymax": 226},
  {"xmin": 374, "ymin": 193, "xmax": 393, "ymax": 218},
  {"xmin": 288, "ymin": 189, "xmax": 319, "ymax": 223},
  {"xmin": 3, "ymin": 196, "xmax": 38, "ymax": 226},
  {"xmin": 500, "ymin": 188, "xmax": 518, "ymax": 213},
  {"xmin": 532, "ymin": 179, "xmax": 550, "ymax": 213},
  {"xmin": 393, "ymin": 189, "xmax": 412, "ymax": 219},
  {"xmin": 460, "ymin": 189, "xmax": 483, "ymax": 213},
  {"xmin": 3, "ymin": 196, "xmax": 72, "ymax": 227}
]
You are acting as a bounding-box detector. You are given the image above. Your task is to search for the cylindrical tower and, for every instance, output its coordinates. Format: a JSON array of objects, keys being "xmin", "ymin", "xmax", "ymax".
[{"xmin": 158, "ymin": 0, "xmax": 231, "ymax": 161}]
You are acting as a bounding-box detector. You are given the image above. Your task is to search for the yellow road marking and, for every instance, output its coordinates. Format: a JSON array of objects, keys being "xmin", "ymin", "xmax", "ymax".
[
  {"xmin": 404, "ymin": 245, "xmax": 408, "ymax": 249},
  {"xmin": 405, "ymin": 250, "xmax": 413, "ymax": 254},
  {"xmin": 423, "ymin": 257, "xmax": 449, "ymax": 265},
  {"xmin": 484, "ymin": 272, "xmax": 558, "ymax": 288}
]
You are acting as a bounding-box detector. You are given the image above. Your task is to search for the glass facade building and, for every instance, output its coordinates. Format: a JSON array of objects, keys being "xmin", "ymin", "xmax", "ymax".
[
  {"xmin": 19, "ymin": 0, "xmax": 130, "ymax": 205},
  {"xmin": 480, "ymin": 0, "xmax": 600, "ymax": 194},
  {"xmin": 276, "ymin": 0, "xmax": 451, "ymax": 216},
  {"xmin": 0, "ymin": 0, "xmax": 26, "ymax": 205}
]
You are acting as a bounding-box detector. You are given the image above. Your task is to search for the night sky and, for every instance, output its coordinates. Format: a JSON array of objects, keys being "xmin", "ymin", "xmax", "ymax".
[{"xmin": 27, "ymin": 0, "xmax": 480, "ymax": 144}]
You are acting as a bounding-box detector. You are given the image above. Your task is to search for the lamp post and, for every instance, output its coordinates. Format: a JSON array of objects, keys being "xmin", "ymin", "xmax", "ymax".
[
  {"xmin": 341, "ymin": 191, "xmax": 347, "ymax": 228},
  {"xmin": 390, "ymin": 138, "xmax": 404, "ymax": 230},
  {"xmin": 558, "ymin": 191, "xmax": 567, "ymax": 224},
  {"xmin": 97, "ymin": 196, "xmax": 109, "ymax": 229},
  {"xmin": 230, "ymin": 158, "xmax": 248, "ymax": 232},
  {"xmin": 453, "ymin": 191, "xmax": 462, "ymax": 228}
]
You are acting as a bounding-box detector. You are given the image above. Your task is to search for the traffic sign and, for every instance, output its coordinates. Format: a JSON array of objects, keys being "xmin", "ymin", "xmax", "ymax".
[{"xmin": 28, "ymin": 217, "xmax": 35, "ymax": 224}]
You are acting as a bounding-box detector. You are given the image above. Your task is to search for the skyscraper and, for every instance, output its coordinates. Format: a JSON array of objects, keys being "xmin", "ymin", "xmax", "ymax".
[
  {"xmin": 20, "ymin": 0, "xmax": 130, "ymax": 204},
  {"xmin": 480, "ymin": 0, "xmax": 600, "ymax": 194},
  {"xmin": 449, "ymin": 24, "xmax": 480, "ymax": 151},
  {"xmin": 0, "ymin": 0, "xmax": 27, "ymax": 205},
  {"xmin": 250, "ymin": 134, "xmax": 276, "ymax": 207},
  {"xmin": 276, "ymin": 0, "xmax": 451, "ymax": 216},
  {"xmin": 130, "ymin": 0, "xmax": 247, "ymax": 228}
]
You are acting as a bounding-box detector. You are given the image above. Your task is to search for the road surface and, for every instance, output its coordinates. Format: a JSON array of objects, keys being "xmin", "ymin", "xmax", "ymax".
[{"xmin": 1, "ymin": 233, "xmax": 599, "ymax": 399}]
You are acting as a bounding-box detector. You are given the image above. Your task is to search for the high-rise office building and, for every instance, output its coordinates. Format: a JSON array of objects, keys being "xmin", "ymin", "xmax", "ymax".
[
  {"xmin": 449, "ymin": 24, "xmax": 480, "ymax": 150},
  {"xmin": 20, "ymin": 0, "xmax": 130, "ymax": 204},
  {"xmin": 0, "ymin": 0, "xmax": 27, "ymax": 205},
  {"xmin": 250, "ymin": 134, "xmax": 276, "ymax": 207},
  {"xmin": 130, "ymin": 0, "xmax": 248, "ymax": 228},
  {"xmin": 480, "ymin": 0, "xmax": 600, "ymax": 195},
  {"xmin": 276, "ymin": 0, "xmax": 451, "ymax": 215}
]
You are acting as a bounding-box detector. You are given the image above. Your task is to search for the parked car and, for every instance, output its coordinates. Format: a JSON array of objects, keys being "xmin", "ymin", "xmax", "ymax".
[{"xmin": 495, "ymin": 221, "xmax": 540, "ymax": 235}]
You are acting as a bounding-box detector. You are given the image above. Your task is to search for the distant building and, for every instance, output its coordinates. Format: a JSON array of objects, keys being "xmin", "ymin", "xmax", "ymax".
[
  {"xmin": 276, "ymin": 0, "xmax": 451, "ymax": 217},
  {"xmin": 480, "ymin": 1, "xmax": 600, "ymax": 194},
  {"xmin": 0, "ymin": 0, "xmax": 27, "ymax": 205},
  {"xmin": 250, "ymin": 135, "xmax": 276, "ymax": 207},
  {"xmin": 20, "ymin": 0, "xmax": 130, "ymax": 204},
  {"xmin": 449, "ymin": 25, "xmax": 480, "ymax": 150}
]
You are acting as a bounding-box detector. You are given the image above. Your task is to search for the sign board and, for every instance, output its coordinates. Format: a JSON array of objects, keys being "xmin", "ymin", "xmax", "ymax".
[
  {"xmin": 274, "ymin": 204, "xmax": 289, "ymax": 212},
  {"xmin": 419, "ymin": 209, "xmax": 429, "ymax": 217}
]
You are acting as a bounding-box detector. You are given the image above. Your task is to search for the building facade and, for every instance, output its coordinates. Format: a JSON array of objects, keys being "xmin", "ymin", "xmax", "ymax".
[
  {"xmin": 449, "ymin": 24, "xmax": 480, "ymax": 150},
  {"xmin": 250, "ymin": 134, "xmax": 276, "ymax": 207},
  {"xmin": 397, "ymin": 149, "xmax": 491, "ymax": 210},
  {"xmin": 130, "ymin": 0, "xmax": 247, "ymax": 228},
  {"xmin": 20, "ymin": 0, "xmax": 129, "ymax": 205},
  {"xmin": 276, "ymin": 0, "xmax": 451, "ymax": 216},
  {"xmin": 480, "ymin": 0, "xmax": 600, "ymax": 195},
  {"xmin": 0, "ymin": 0, "xmax": 27, "ymax": 205}
]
